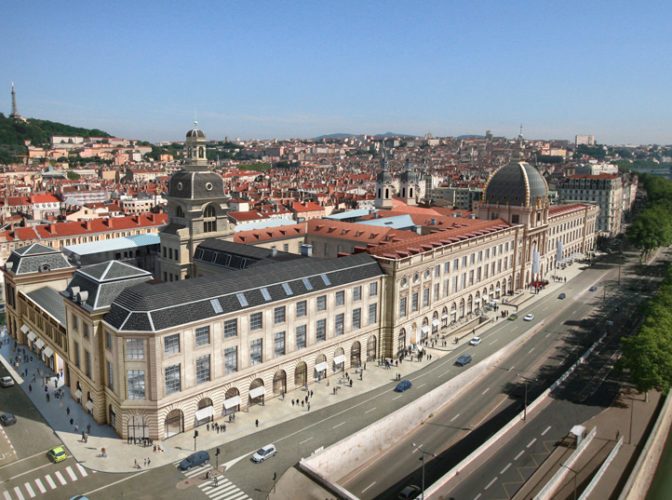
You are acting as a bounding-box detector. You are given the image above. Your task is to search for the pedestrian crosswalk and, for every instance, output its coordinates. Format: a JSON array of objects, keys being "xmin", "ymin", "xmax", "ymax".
[
  {"xmin": 1, "ymin": 463, "xmax": 92, "ymax": 499},
  {"xmin": 178, "ymin": 463, "xmax": 250, "ymax": 500}
]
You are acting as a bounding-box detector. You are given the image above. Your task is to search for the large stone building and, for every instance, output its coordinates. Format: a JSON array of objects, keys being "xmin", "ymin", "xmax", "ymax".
[
  {"xmin": 2, "ymin": 125, "xmax": 599, "ymax": 441},
  {"xmin": 557, "ymin": 173, "xmax": 622, "ymax": 236}
]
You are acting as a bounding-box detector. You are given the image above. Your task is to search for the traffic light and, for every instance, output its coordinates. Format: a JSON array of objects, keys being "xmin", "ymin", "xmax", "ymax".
[
  {"xmin": 194, "ymin": 430, "xmax": 198, "ymax": 438},
  {"xmin": 216, "ymin": 448, "xmax": 220, "ymax": 456}
]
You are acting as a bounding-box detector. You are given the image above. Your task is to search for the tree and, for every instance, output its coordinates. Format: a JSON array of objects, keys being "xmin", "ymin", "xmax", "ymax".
[
  {"xmin": 66, "ymin": 171, "xmax": 80, "ymax": 180},
  {"xmin": 621, "ymin": 324, "xmax": 672, "ymax": 394},
  {"xmin": 626, "ymin": 206, "xmax": 672, "ymax": 260}
]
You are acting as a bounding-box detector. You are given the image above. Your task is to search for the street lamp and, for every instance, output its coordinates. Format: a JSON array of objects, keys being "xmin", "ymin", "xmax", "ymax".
[
  {"xmin": 518, "ymin": 374, "xmax": 537, "ymax": 421},
  {"xmin": 412, "ymin": 442, "xmax": 436, "ymax": 500},
  {"xmin": 560, "ymin": 463, "xmax": 578, "ymax": 500}
]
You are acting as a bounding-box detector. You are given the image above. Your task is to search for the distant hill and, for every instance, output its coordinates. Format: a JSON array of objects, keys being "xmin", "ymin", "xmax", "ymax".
[
  {"xmin": 0, "ymin": 112, "xmax": 111, "ymax": 164},
  {"xmin": 457, "ymin": 134, "xmax": 485, "ymax": 139},
  {"xmin": 314, "ymin": 131, "xmax": 414, "ymax": 140}
]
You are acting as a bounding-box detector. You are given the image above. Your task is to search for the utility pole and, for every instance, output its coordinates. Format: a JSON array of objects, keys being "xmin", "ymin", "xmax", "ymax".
[
  {"xmin": 193, "ymin": 430, "xmax": 198, "ymax": 451},
  {"xmin": 412, "ymin": 443, "xmax": 436, "ymax": 500}
]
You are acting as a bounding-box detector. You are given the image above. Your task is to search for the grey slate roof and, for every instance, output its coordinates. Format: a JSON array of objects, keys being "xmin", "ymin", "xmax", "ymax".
[
  {"xmin": 194, "ymin": 239, "xmax": 302, "ymax": 270},
  {"xmin": 26, "ymin": 286, "xmax": 66, "ymax": 325},
  {"xmin": 63, "ymin": 261, "xmax": 153, "ymax": 312},
  {"xmin": 483, "ymin": 161, "xmax": 549, "ymax": 207},
  {"xmin": 168, "ymin": 170, "xmax": 225, "ymax": 200},
  {"xmin": 105, "ymin": 253, "xmax": 384, "ymax": 333},
  {"xmin": 5, "ymin": 244, "xmax": 73, "ymax": 275}
]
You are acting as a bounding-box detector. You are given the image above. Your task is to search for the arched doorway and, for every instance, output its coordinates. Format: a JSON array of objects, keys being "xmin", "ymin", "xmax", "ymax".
[
  {"xmin": 366, "ymin": 336, "xmax": 377, "ymax": 361},
  {"xmin": 195, "ymin": 398, "xmax": 214, "ymax": 426},
  {"xmin": 249, "ymin": 378, "xmax": 265, "ymax": 406},
  {"xmin": 459, "ymin": 299, "xmax": 465, "ymax": 318},
  {"xmin": 333, "ymin": 347, "xmax": 345, "ymax": 372},
  {"xmin": 273, "ymin": 370, "xmax": 286, "ymax": 395},
  {"xmin": 467, "ymin": 295, "xmax": 473, "ymax": 315},
  {"xmin": 441, "ymin": 307, "xmax": 448, "ymax": 328},
  {"xmin": 109, "ymin": 405, "xmax": 116, "ymax": 430},
  {"xmin": 350, "ymin": 342, "xmax": 361, "ymax": 368},
  {"xmin": 397, "ymin": 329, "xmax": 406, "ymax": 352},
  {"xmin": 432, "ymin": 311, "xmax": 439, "ymax": 334},
  {"xmin": 474, "ymin": 292, "xmax": 481, "ymax": 313},
  {"xmin": 223, "ymin": 388, "xmax": 240, "ymax": 415},
  {"xmin": 421, "ymin": 318, "xmax": 429, "ymax": 342},
  {"xmin": 295, "ymin": 362, "xmax": 307, "ymax": 387},
  {"xmin": 450, "ymin": 303, "xmax": 457, "ymax": 324},
  {"xmin": 314, "ymin": 354, "xmax": 327, "ymax": 381},
  {"xmin": 164, "ymin": 410, "xmax": 183, "ymax": 439}
]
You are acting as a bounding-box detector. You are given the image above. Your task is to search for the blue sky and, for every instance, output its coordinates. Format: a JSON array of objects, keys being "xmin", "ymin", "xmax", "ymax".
[{"xmin": 3, "ymin": 1, "xmax": 671, "ymax": 144}]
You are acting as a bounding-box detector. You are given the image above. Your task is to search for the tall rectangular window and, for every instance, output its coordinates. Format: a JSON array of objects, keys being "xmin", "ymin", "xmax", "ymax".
[
  {"xmin": 444, "ymin": 261, "xmax": 450, "ymax": 273},
  {"xmin": 250, "ymin": 312, "xmax": 263, "ymax": 331},
  {"xmin": 434, "ymin": 265, "xmax": 441, "ymax": 277},
  {"xmin": 84, "ymin": 324, "xmax": 90, "ymax": 338},
  {"xmin": 400, "ymin": 297, "xmax": 407, "ymax": 318},
  {"xmin": 274, "ymin": 332, "xmax": 286, "ymax": 357},
  {"xmin": 224, "ymin": 347, "xmax": 238, "ymax": 374},
  {"xmin": 317, "ymin": 295, "xmax": 327, "ymax": 311},
  {"xmin": 165, "ymin": 365, "xmax": 181, "ymax": 394},
  {"xmin": 335, "ymin": 291, "xmax": 345, "ymax": 306},
  {"xmin": 412, "ymin": 293, "xmax": 419, "ymax": 312},
  {"xmin": 85, "ymin": 350, "xmax": 91, "ymax": 378},
  {"xmin": 107, "ymin": 361, "xmax": 114, "ymax": 390},
  {"xmin": 296, "ymin": 300, "xmax": 307, "ymax": 317},
  {"xmin": 368, "ymin": 303, "xmax": 377, "ymax": 325},
  {"xmin": 74, "ymin": 341, "xmax": 80, "ymax": 367},
  {"xmin": 423, "ymin": 288, "xmax": 430, "ymax": 307},
  {"xmin": 224, "ymin": 319, "xmax": 237, "ymax": 338},
  {"xmin": 353, "ymin": 286, "xmax": 362, "ymax": 301},
  {"xmin": 125, "ymin": 338, "xmax": 144, "ymax": 360},
  {"xmin": 106, "ymin": 332, "xmax": 112, "ymax": 350},
  {"xmin": 196, "ymin": 355, "xmax": 210, "ymax": 384},
  {"xmin": 164, "ymin": 333, "xmax": 180, "ymax": 355},
  {"xmin": 250, "ymin": 339, "xmax": 263, "ymax": 365},
  {"xmin": 72, "ymin": 314, "xmax": 79, "ymax": 331},
  {"xmin": 352, "ymin": 308, "xmax": 361, "ymax": 329},
  {"xmin": 195, "ymin": 326, "xmax": 210, "ymax": 346},
  {"xmin": 296, "ymin": 325, "xmax": 307, "ymax": 350},
  {"xmin": 334, "ymin": 313, "xmax": 344, "ymax": 336},
  {"xmin": 316, "ymin": 319, "xmax": 326, "ymax": 342},
  {"xmin": 127, "ymin": 370, "xmax": 145, "ymax": 400},
  {"xmin": 434, "ymin": 283, "xmax": 440, "ymax": 301},
  {"xmin": 369, "ymin": 282, "xmax": 378, "ymax": 296},
  {"xmin": 274, "ymin": 306, "xmax": 286, "ymax": 324}
]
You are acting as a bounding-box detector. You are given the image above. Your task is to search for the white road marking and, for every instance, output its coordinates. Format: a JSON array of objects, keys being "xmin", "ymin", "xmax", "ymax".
[
  {"xmin": 44, "ymin": 475, "xmax": 56, "ymax": 489},
  {"xmin": 482, "ymin": 387, "xmax": 490, "ymax": 395},
  {"xmin": 54, "ymin": 471, "xmax": 66, "ymax": 485},
  {"xmin": 489, "ymin": 340, "xmax": 498, "ymax": 346},
  {"xmin": 365, "ymin": 408, "xmax": 376, "ymax": 414},
  {"xmin": 474, "ymin": 494, "xmax": 482, "ymax": 500},
  {"xmin": 393, "ymin": 395, "xmax": 402, "ymax": 400},
  {"xmin": 299, "ymin": 437, "xmax": 312, "ymax": 445},
  {"xmin": 500, "ymin": 462, "xmax": 512, "ymax": 474},
  {"xmin": 528, "ymin": 347, "xmax": 535, "ymax": 354},
  {"xmin": 484, "ymin": 477, "xmax": 498, "ymax": 490},
  {"xmin": 508, "ymin": 365, "xmax": 515, "ymax": 372},
  {"xmin": 541, "ymin": 425, "xmax": 552, "ymax": 436},
  {"xmin": 450, "ymin": 413, "xmax": 461, "ymax": 422},
  {"xmin": 417, "ymin": 383, "xmax": 426, "ymax": 388},
  {"xmin": 23, "ymin": 482, "xmax": 35, "ymax": 498},
  {"xmin": 527, "ymin": 438, "xmax": 537, "ymax": 448},
  {"xmin": 514, "ymin": 450, "xmax": 525, "ymax": 460},
  {"xmin": 76, "ymin": 463, "xmax": 88, "ymax": 477},
  {"xmin": 13, "ymin": 486, "xmax": 24, "ymax": 500},
  {"xmin": 81, "ymin": 469, "xmax": 150, "ymax": 498},
  {"xmin": 33, "ymin": 479, "xmax": 45, "ymax": 494},
  {"xmin": 332, "ymin": 422, "xmax": 345, "ymax": 429},
  {"xmin": 65, "ymin": 466, "xmax": 77, "ymax": 481},
  {"xmin": 545, "ymin": 333, "xmax": 551, "ymax": 338},
  {"xmin": 361, "ymin": 481, "xmax": 376, "ymax": 494}
]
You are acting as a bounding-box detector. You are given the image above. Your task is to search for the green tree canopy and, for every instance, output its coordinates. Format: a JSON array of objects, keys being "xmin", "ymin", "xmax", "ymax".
[{"xmin": 626, "ymin": 206, "xmax": 672, "ymax": 260}]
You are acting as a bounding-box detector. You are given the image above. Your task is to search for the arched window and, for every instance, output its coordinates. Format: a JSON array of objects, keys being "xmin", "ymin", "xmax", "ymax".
[
  {"xmin": 199, "ymin": 146, "xmax": 204, "ymax": 158},
  {"xmin": 203, "ymin": 204, "xmax": 217, "ymax": 233},
  {"xmin": 175, "ymin": 206, "xmax": 184, "ymax": 218}
]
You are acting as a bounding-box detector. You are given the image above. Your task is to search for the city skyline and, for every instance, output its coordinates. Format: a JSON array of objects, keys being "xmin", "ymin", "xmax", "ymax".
[{"xmin": 3, "ymin": 1, "xmax": 671, "ymax": 144}]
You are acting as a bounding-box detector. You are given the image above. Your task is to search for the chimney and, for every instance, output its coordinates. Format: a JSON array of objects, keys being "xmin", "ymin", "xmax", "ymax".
[
  {"xmin": 270, "ymin": 247, "xmax": 278, "ymax": 257},
  {"xmin": 300, "ymin": 243, "xmax": 313, "ymax": 257},
  {"xmin": 85, "ymin": 221, "xmax": 92, "ymax": 231},
  {"xmin": 49, "ymin": 223, "xmax": 56, "ymax": 233}
]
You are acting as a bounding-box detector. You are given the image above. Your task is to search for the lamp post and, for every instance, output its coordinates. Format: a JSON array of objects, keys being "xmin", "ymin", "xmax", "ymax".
[
  {"xmin": 560, "ymin": 463, "xmax": 578, "ymax": 500},
  {"xmin": 518, "ymin": 374, "xmax": 537, "ymax": 421},
  {"xmin": 412, "ymin": 442, "xmax": 436, "ymax": 500}
]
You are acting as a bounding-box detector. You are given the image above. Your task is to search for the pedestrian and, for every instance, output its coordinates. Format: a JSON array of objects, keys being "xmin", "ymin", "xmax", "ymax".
[
  {"xmin": 255, "ymin": 419, "xmax": 259, "ymax": 428},
  {"xmin": 87, "ymin": 423, "xmax": 91, "ymax": 434},
  {"xmin": 28, "ymin": 384, "xmax": 31, "ymax": 392},
  {"xmin": 46, "ymin": 393, "xmax": 50, "ymax": 402},
  {"xmin": 54, "ymin": 379, "xmax": 57, "ymax": 388},
  {"xmin": 305, "ymin": 395, "xmax": 308, "ymax": 403},
  {"xmin": 143, "ymin": 458, "xmax": 147, "ymax": 467},
  {"xmin": 66, "ymin": 407, "xmax": 70, "ymax": 416},
  {"xmin": 82, "ymin": 431, "xmax": 86, "ymax": 442},
  {"xmin": 281, "ymin": 391, "xmax": 285, "ymax": 400},
  {"xmin": 349, "ymin": 379, "xmax": 353, "ymax": 387},
  {"xmin": 222, "ymin": 424, "xmax": 226, "ymax": 432},
  {"xmin": 207, "ymin": 423, "xmax": 210, "ymax": 432},
  {"xmin": 70, "ymin": 418, "xmax": 74, "ymax": 426},
  {"xmin": 301, "ymin": 401, "xmax": 305, "ymax": 407},
  {"xmin": 310, "ymin": 390, "xmax": 313, "ymax": 398},
  {"xmin": 153, "ymin": 445, "xmax": 157, "ymax": 452},
  {"xmin": 147, "ymin": 457, "xmax": 151, "ymax": 467},
  {"xmin": 273, "ymin": 472, "xmax": 277, "ymax": 481},
  {"xmin": 307, "ymin": 403, "xmax": 310, "ymax": 411},
  {"xmin": 75, "ymin": 423, "xmax": 79, "ymax": 433},
  {"xmin": 214, "ymin": 475, "xmax": 219, "ymax": 487},
  {"xmin": 292, "ymin": 399, "xmax": 295, "ymax": 406},
  {"xmin": 134, "ymin": 458, "xmax": 138, "ymax": 468}
]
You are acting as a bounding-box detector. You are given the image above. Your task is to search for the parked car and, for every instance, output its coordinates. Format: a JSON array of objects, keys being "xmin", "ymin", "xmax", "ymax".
[
  {"xmin": 508, "ymin": 314, "xmax": 518, "ymax": 321},
  {"xmin": 68, "ymin": 496, "xmax": 91, "ymax": 500},
  {"xmin": 524, "ymin": 313, "xmax": 534, "ymax": 321},
  {"xmin": 469, "ymin": 337, "xmax": 482, "ymax": 346},
  {"xmin": 0, "ymin": 376, "xmax": 14, "ymax": 387},
  {"xmin": 589, "ymin": 286, "xmax": 597, "ymax": 291},
  {"xmin": 252, "ymin": 444, "xmax": 277, "ymax": 463},
  {"xmin": 398, "ymin": 484, "xmax": 421, "ymax": 499},
  {"xmin": 47, "ymin": 446, "xmax": 67, "ymax": 463},
  {"xmin": 455, "ymin": 354, "xmax": 472, "ymax": 366},
  {"xmin": 0, "ymin": 413, "xmax": 17, "ymax": 426},
  {"xmin": 558, "ymin": 293, "xmax": 566, "ymax": 299},
  {"xmin": 394, "ymin": 380, "xmax": 412, "ymax": 392},
  {"xmin": 178, "ymin": 450, "xmax": 210, "ymax": 470}
]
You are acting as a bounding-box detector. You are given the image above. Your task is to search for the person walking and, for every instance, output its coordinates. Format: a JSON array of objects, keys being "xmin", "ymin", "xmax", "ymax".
[
  {"xmin": 255, "ymin": 419, "xmax": 259, "ymax": 428},
  {"xmin": 28, "ymin": 384, "xmax": 31, "ymax": 392},
  {"xmin": 87, "ymin": 423, "xmax": 91, "ymax": 434},
  {"xmin": 214, "ymin": 475, "xmax": 219, "ymax": 487},
  {"xmin": 307, "ymin": 402, "xmax": 310, "ymax": 411}
]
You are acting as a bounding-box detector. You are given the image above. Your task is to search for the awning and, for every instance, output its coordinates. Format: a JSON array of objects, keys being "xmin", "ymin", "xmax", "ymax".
[
  {"xmin": 432, "ymin": 319, "xmax": 439, "ymax": 327},
  {"xmin": 43, "ymin": 346, "xmax": 54, "ymax": 358},
  {"xmin": 314, "ymin": 362, "xmax": 328, "ymax": 373},
  {"xmin": 27, "ymin": 331, "xmax": 37, "ymax": 342},
  {"xmin": 496, "ymin": 286, "xmax": 501, "ymax": 292},
  {"xmin": 21, "ymin": 324, "xmax": 29, "ymax": 334},
  {"xmin": 421, "ymin": 325, "xmax": 429, "ymax": 334},
  {"xmin": 35, "ymin": 338, "xmax": 45, "ymax": 350},
  {"xmin": 75, "ymin": 389, "xmax": 82, "ymax": 399},
  {"xmin": 475, "ymin": 298, "xmax": 481, "ymax": 304},
  {"xmin": 249, "ymin": 386, "xmax": 266, "ymax": 399},
  {"xmin": 195, "ymin": 406, "xmax": 214, "ymax": 421},
  {"xmin": 333, "ymin": 355, "xmax": 346, "ymax": 365},
  {"xmin": 85, "ymin": 400, "xmax": 94, "ymax": 412},
  {"xmin": 451, "ymin": 310, "xmax": 456, "ymax": 316},
  {"xmin": 441, "ymin": 313, "xmax": 448, "ymax": 320},
  {"xmin": 224, "ymin": 395, "xmax": 241, "ymax": 409}
]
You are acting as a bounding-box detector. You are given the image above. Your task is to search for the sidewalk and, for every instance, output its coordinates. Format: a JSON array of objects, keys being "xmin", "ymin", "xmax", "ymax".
[{"xmin": 0, "ymin": 261, "xmax": 586, "ymax": 474}]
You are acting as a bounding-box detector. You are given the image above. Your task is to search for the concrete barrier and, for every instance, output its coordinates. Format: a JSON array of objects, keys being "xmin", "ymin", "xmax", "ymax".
[{"xmin": 580, "ymin": 436, "xmax": 623, "ymax": 500}]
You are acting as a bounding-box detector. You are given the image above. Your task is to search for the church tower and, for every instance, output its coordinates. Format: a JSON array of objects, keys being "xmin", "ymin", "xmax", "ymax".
[
  {"xmin": 374, "ymin": 154, "xmax": 394, "ymax": 210},
  {"xmin": 159, "ymin": 122, "xmax": 232, "ymax": 282},
  {"xmin": 399, "ymin": 158, "xmax": 419, "ymax": 206}
]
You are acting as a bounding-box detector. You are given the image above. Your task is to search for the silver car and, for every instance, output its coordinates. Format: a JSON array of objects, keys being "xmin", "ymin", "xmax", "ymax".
[{"xmin": 252, "ymin": 444, "xmax": 277, "ymax": 463}]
